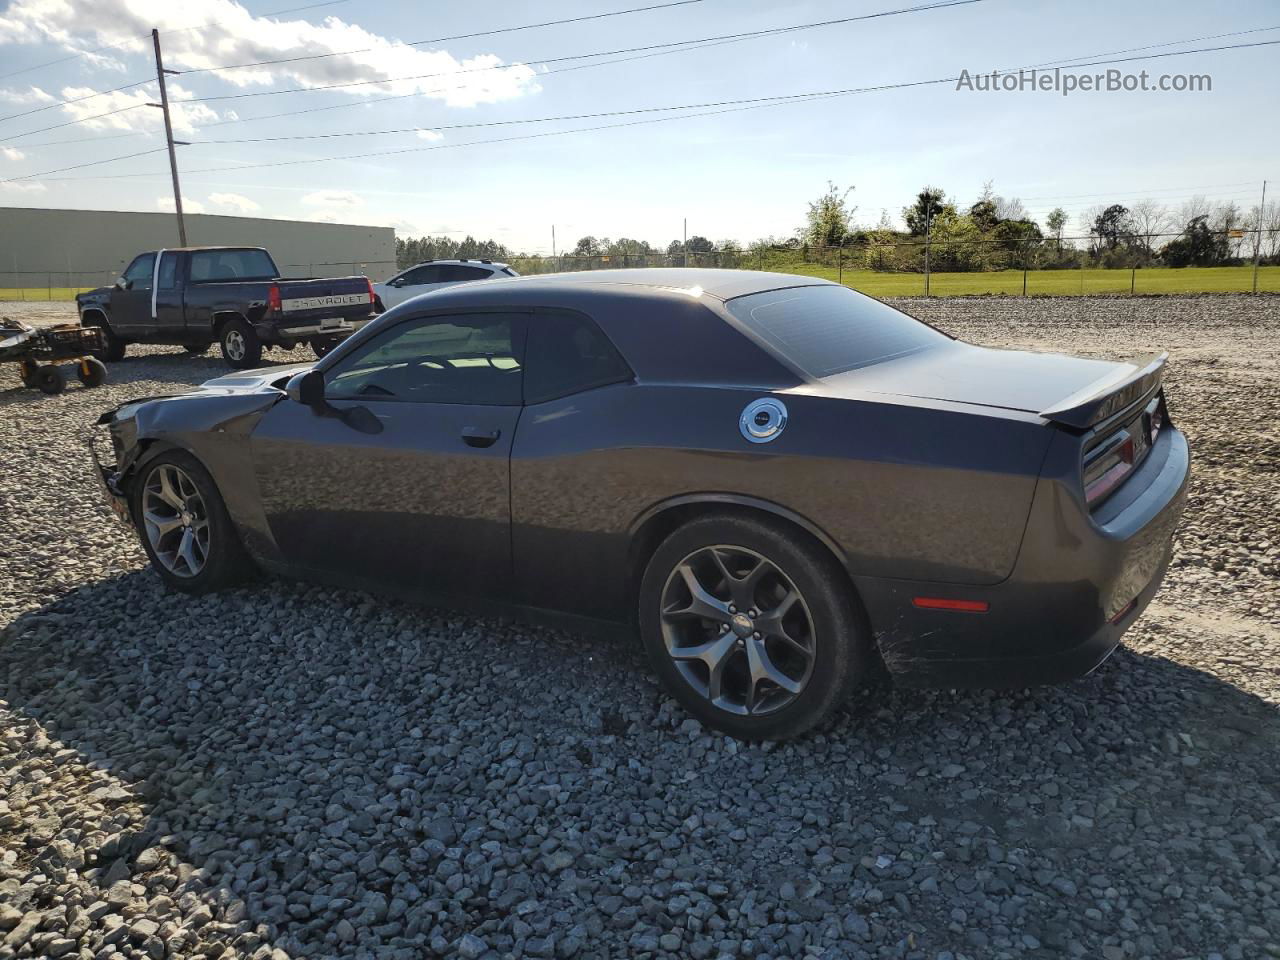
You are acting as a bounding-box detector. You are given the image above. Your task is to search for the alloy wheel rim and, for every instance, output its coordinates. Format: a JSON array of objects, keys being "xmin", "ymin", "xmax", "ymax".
[
  {"xmin": 659, "ymin": 544, "xmax": 816, "ymax": 716},
  {"xmin": 225, "ymin": 330, "xmax": 245, "ymax": 361},
  {"xmin": 141, "ymin": 464, "xmax": 210, "ymax": 577}
]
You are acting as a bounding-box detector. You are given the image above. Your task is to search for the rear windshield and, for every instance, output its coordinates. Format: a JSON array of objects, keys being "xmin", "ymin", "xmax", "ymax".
[
  {"xmin": 725, "ymin": 284, "xmax": 950, "ymax": 378},
  {"xmin": 189, "ymin": 249, "xmax": 277, "ymax": 283}
]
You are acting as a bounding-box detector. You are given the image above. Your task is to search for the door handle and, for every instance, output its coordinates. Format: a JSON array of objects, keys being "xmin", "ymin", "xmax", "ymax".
[{"xmin": 460, "ymin": 427, "xmax": 501, "ymax": 448}]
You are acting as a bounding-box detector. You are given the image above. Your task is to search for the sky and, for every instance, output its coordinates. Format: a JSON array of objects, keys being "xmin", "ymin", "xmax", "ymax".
[{"xmin": 0, "ymin": 0, "xmax": 1277, "ymax": 254}]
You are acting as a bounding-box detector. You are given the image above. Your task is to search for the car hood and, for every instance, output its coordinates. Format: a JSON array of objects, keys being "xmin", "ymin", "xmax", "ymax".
[
  {"xmin": 198, "ymin": 362, "xmax": 314, "ymax": 394},
  {"xmin": 814, "ymin": 342, "xmax": 1131, "ymax": 418}
]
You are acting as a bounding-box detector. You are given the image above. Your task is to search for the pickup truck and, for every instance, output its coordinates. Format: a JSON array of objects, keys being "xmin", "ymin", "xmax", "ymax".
[{"xmin": 76, "ymin": 246, "xmax": 377, "ymax": 369}]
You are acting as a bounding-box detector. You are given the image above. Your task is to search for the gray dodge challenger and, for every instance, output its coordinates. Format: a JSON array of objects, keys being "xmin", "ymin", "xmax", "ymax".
[{"xmin": 89, "ymin": 269, "xmax": 1189, "ymax": 740}]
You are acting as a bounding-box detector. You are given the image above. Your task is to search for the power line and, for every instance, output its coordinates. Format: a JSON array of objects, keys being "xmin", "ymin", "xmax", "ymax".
[
  {"xmin": 0, "ymin": 1, "xmax": 352, "ymax": 83},
  {"xmin": 0, "ymin": 0, "xmax": 981, "ymax": 143},
  {"xmin": 18, "ymin": 38, "xmax": 1280, "ymax": 185},
  {"xmin": 171, "ymin": 0, "xmax": 713, "ymax": 78},
  {"xmin": 0, "ymin": 103, "xmax": 149, "ymax": 145},
  {"xmin": 175, "ymin": 0, "xmax": 986, "ymax": 104}
]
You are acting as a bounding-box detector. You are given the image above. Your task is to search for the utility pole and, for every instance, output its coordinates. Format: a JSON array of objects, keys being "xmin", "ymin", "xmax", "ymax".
[
  {"xmin": 923, "ymin": 208, "xmax": 931, "ymax": 297},
  {"xmin": 150, "ymin": 29, "xmax": 188, "ymax": 246},
  {"xmin": 1253, "ymin": 180, "xmax": 1268, "ymax": 295},
  {"xmin": 551, "ymin": 225, "xmax": 556, "ymax": 270},
  {"xmin": 683, "ymin": 217, "xmax": 688, "ymax": 268}
]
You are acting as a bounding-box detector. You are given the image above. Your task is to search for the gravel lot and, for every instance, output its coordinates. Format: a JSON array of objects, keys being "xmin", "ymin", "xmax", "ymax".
[{"xmin": 1, "ymin": 295, "xmax": 1278, "ymax": 960}]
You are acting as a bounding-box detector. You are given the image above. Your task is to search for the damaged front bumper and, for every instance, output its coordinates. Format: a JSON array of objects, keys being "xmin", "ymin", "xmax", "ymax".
[{"xmin": 84, "ymin": 414, "xmax": 132, "ymax": 526}]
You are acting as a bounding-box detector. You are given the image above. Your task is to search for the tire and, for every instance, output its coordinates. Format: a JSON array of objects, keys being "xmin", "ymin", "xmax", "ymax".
[
  {"xmin": 312, "ymin": 336, "xmax": 340, "ymax": 359},
  {"xmin": 18, "ymin": 359, "xmax": 39, "ymax": 388},
  {"xmin": 84, "ymin": 316, "xmax": 126, "ymax": 362},
  {"xmin": 75, "ymin": 357, "xmax": 108, "ymax": 387},
  {"xmin": 219, "ymin": 318, "xmax": 262, "ymax": 370},
  {"xmin": 34, "ymin": 365, "xmax": 66, "ymax": 395},
  {"xmin": 128, "ymin": 449, "xmax": 253, "ymax": 594},
  {"xmin": 638, "ymin": 512, "xmax": 868, "ymax": 741},
  {"xmin": 184, "ymin": 343, "xmax": 211, "ymax": 355}
]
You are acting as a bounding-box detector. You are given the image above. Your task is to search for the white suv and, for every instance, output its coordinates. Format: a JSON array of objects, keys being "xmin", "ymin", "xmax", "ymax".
[{"xmin": 373, "ymin": 259, "xmax": 517, "ymax": 310}]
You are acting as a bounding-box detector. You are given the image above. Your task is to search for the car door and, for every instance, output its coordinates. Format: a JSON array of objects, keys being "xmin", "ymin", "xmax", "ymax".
[
  {"xmin": 109, "ymin": 253, "xmax": 156, "ymax": 339},
  {"xmin": 382, "ymin": 265, "xmax": 444, "ymax": 308},
  {"xmin": 249, "ymin": 309, "xmax": 529, "ymax": 599},
  {"xmin": 153, "ymin": 251, "xmax": 187, "ymax": 339}
]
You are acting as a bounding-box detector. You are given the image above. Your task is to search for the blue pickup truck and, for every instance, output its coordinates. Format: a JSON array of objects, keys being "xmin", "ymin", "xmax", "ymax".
[{"xmin": 76, "ymin": 246, "xmax": 377, "ymax": 369}]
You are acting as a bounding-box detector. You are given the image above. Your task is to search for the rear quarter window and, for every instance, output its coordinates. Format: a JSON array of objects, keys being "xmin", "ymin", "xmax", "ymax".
[{"xmin": 724, "ymin": 284, "xmax": 950, "ymax": 378}]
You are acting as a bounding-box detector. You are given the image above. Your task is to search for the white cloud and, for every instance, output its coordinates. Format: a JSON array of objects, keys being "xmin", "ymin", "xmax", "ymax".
[
  {"xmin": 306, "ymin": 210, "xmax": 342, "ymax": 224},
  {"xmin": 0, "ymin": 180, "xmax": 46, "ymax": 193},
  {"xmin": 156, "ymin": 195, "xmax": 206, "ymax": 214},
  {"xmin": 1, "ymin": 147, "xmax": 24, "ymax": 161},
  {"xmin": 416, "ymin": 130, "xmax": 444, "ymax": 142},
  {"xmin": 208, "ymin": 192, "xmax": 259, "ymax": 213},
  {"xmin": 0, "ymin": 0, "xmax": 539, "ymax": 110},
  {"xmin": 301, "ymin": 189, "xmax": 362, "ymax": 207},
  {"xmin": 0, "ymin": 84, "xmax": 53, "ymax": 105}
]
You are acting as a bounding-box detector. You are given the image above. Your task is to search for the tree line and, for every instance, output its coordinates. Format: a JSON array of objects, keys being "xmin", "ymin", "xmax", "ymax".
[{"xmin": 394, "ymin": 182, "xmax": 1279, "ymax": 273}]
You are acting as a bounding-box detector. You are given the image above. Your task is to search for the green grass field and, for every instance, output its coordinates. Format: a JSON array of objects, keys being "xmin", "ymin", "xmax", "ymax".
[
  {"xmin": 0, "ymin": 287, "xmax": 99, "ymax": 303},
  {"xmin": 770, "ymin": 264, "xmax": 1280, "ymax": 297},
  {"xmin": 2, "ymin": 266, "xmax": 1277, "ymax": 302}
]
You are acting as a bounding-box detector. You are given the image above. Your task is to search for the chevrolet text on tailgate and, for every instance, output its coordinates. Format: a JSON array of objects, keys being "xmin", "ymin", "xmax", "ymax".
[{"xmin": 75, "ymin": 246, "xmax": 377, "ymax": 369}]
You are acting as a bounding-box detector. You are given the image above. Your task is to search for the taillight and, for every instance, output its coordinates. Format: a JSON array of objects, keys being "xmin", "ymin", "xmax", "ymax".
[
  {"xmin": 1084, "ymin": 434, "xmax": 1136, "ymax": 506},
  {"xmin": 365, "ymin": 277, "xmax": 375, "ymax": 303},
  {"xmin": 267, "ymin": 285, "xmax": 281, "ymax": 314}
]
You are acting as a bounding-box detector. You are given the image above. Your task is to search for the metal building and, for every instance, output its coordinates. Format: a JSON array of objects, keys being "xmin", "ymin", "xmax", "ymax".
[{"xmin": 0, "ymin": 206, "xmax": 397, "ymax": 292}]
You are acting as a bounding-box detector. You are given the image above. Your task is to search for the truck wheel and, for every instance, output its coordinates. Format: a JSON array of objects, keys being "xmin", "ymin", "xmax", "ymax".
[
  {"xmin": 34, "ymin": 365, "xmax": 67, "ymax": 395},
  {"xmin": 84, "ymin": 317, "xmax": 126, "ymax": 362},
  {"xmin": 312, "ymin": 337, "xmax": 341, "ymax": 359},
  {"xmin": 76, "ymin": 357, "xmax": 108, "ymax": 387},
  {"xmin": 219, "ymin": 319, "xmax": 262, "ymax": 369}
]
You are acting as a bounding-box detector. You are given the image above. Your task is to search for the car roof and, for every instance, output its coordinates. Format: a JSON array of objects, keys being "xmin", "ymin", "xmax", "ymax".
[
  {"xmin": 434, "ymin": 268, "xmax": 834, "ymax": 302},
  {"xmin": 402, "ymin": 259, "xmax": 509, "ymax": 269}
]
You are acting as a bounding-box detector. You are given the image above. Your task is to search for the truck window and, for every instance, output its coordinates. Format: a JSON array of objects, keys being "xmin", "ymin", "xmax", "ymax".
[
  {"xmin": 190, "ymin": 249, "xmax": 277, "ymax": 283},
  {"xmin": 157, "ymin": 252, "xmax": 180, "ymax": 289},
  {"xmin": 122, "ymin": 254, "xmax": 155, "ymax": 289}
]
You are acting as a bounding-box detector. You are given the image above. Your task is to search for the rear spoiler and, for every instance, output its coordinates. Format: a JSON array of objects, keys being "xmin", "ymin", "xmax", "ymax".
[{"xmin": 1040, "ymin": 352, "xmax": 1167, "ymax": 429}]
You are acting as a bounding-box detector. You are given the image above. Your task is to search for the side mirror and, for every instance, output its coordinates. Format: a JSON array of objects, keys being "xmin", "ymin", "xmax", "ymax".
[
  {"xmin": 113, "ymin": 277, "xmax": 131, "ymax": 291},
  {"xmin": 286, "ymin": 369, "xmax": 325, "ymax": 408},
  {"xmin": 388, "ymin": 278, "xmax": 404, "ymax": 288}
]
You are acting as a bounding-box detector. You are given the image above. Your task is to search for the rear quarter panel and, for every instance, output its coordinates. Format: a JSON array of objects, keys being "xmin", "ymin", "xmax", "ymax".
[{"xmin": 511, "ymin": 382, "xmax": 1054, "ymax": 620}]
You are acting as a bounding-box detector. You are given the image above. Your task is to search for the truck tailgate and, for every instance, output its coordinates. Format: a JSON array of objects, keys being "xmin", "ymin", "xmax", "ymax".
[{"xmin": 277, "ymin": 277, "xmax": 373, "ymax": 318}]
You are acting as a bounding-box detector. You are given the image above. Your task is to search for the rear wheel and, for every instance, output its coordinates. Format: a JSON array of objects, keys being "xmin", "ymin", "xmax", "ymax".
[
  {"xmin": 33, "ymin": 364, "xmax": 66, "ymax": 395},
  {"xmin": 219, "ymin": 318, "xmax": 262, "ymax": 370},
  {"xmin": 84, "ymin": 316, "xmax": 126, "ymax": 362},
  {"xmin": 129, "ymin": 450, "xmax": 252, "ymax": 593},
  {"xmin": 76, "ymin": 357, "xmax": 108, "ymax": 387},
  {"xmin": 639, "ymin": 513, "xmax": 867, "ymax": 740},
  {"xmin": 312, "ymin": 336, "xmax": 341, "ymax": 359}
]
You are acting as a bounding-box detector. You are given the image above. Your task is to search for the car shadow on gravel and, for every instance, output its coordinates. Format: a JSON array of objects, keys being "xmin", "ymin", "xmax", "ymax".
[{"xmin": 3, "ymin": 571, "xmax": 1279, "ymax": 958}]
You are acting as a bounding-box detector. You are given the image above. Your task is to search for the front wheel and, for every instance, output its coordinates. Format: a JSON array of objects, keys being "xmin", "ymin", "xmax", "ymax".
[
  {"xmin": 639, "ymin": 513, "xmax": 868, "ymax": 741},
  {"xmin": 219, "ymin": 318, "xmax": 262, "ymax": 369},
  {"xmin": 128, "ymin": 450, "xmax": 253, "ymax": 593},
  {"xmin": 85, "ymin": 319, "xmax": 126, "ymax": 362}
]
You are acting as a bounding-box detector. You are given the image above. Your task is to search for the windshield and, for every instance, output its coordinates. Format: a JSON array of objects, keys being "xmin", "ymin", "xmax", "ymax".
[
  {"xmin": 189, "ymin": 248, "xmax": 278, "ymax": 283},
  {"xmin": 725, "ymin": 284, "xmax": 950, "ymax": 378}
]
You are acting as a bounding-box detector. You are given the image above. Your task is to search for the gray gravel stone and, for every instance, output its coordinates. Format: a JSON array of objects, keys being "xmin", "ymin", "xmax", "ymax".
[{"xmin": 1, "ymin": 296, "xmax": 1279, "ymax": 959}]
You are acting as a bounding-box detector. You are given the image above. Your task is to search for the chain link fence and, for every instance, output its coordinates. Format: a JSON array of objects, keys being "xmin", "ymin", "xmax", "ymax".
[{"xmin": 3, "ymin": 230, "xmax": 1277, "ymax": 300}]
